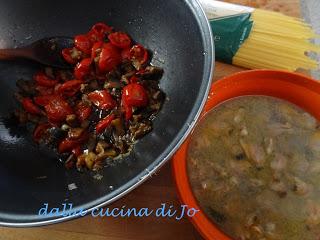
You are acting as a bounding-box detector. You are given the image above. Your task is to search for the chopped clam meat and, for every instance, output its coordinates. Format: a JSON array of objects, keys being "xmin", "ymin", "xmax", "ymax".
[
  {"xmin": 234, "ymin": 108, "xmax": 245, "ymax": 124},
  {"xmin": 293, "ymin": 177, "xmax": 311, "ymax": 196},
  {"xmin": 309, "ymin": 161, "xmax": 320, "ymax": 174},
  {"xmin": 270, "ymin": 181, "xmax": 287, "ymax": 197},
  {"xmin": 306, "ymin": 200, "xmax": 320, "ymax": 225},
  {"xmin": 240, "ymin": 140, "xmax": 266, "ymax": 168},
  {"xmin": 301, "ymin": 113, "xmax": 318, "ymax": 129},
  {"xmin": 268, "ymin": 122, "xmax": 293, "ymax": 136},
  {"xmin": 270, "ymin": 154, "xmax": 287, "ymax": 171},
  {"xmin": 240, "ymin": 126, "xmax": 249, "ymax": 136},
  {"xmin": 264, "ymin": 138, "xmax": 274, "ymax": 155},
  {"xmin": 309, "ymin": 132, "xmax": 320, "ymax": 153}
]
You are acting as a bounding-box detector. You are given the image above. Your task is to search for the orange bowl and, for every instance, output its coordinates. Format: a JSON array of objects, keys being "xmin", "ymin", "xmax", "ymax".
[{"xmin": 172, "ymin": 70, "xmax": 320, "ymax": 240}]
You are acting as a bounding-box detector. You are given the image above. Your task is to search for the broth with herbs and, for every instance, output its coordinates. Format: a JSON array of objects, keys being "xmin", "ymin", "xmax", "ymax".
[{"xmin": 188, "ymin": 96, "xmax": 320, "ymax": 240}]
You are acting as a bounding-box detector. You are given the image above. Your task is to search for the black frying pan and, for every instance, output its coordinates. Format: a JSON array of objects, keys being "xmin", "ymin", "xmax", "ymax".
[{"xmin": 0, "ymin": 0, "xmax": 213, "ymax": 226}]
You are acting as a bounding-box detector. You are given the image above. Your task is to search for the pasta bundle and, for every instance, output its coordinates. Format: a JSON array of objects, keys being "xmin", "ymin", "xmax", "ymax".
[{"xmin": 200, "ymin": 0, "xmax": 320, "ymax": 71}]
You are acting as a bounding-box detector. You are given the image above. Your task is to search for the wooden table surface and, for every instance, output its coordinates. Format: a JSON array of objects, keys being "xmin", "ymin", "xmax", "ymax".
[{"xmin": 0, "ymin": 0, "xmax": 303, "ymax": 239}]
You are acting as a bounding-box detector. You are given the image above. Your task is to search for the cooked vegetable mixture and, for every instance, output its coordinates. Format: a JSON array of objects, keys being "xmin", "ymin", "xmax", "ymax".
[
  {"xmin": 188, "ymin": 96, "xmax": 320, "ymax": 240},
  {"xmin": 14, "ymin": 22, "xmax": 164, "ymax": 171}
]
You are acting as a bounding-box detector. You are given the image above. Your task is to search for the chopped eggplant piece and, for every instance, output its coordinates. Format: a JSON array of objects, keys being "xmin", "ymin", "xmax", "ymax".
[
  {"xmin": 65, "ymin": 154, "xmax": 76, "ymax": 169},
  {"xmin": 104, "ymin": 81, "xmax": 122, "ymax": 89},
  {"xmin": 44, "ymin": 67, "xmax": 55, "ymax": 79},
  {"xmin": 111, "ymin": 118, "xmax": 125, "ymax": 136},
  {"xmin": 66, "ymin": 114, "xmax": 77, "ymax": 126},
  {"xmin": 129, "ymin": 120, "xmax": 152, "ymax": 140},
  {"xmin": 14, "ymin": 109, "xmax": 28, "ymax": 124},
  {"xmin": 16, "ymin": 79, "xmax": 36, "ymax": 96},
  {"xmin": 68, "ymin": 128, "xmax": 85, "ymax": 139},
  {"xmin": 137, "ymin": 66, "xmax": 164, "ymax": 80},
  {"xmin": 120, "ymin": 60, "xmax": 135, "ymax": 73}
]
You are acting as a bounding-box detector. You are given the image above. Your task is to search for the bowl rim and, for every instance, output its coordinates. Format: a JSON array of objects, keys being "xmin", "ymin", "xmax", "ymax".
[
  {"xmin": 0, "ymin": 0, "xmax": 214, "ymax": 227},
  {"xmin": 172, "ymin": 69, "xmax": 320, "ymax": 240}
]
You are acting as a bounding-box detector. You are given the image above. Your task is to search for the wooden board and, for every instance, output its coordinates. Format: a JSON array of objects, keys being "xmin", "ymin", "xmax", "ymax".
[
  {"xmin": 224, "ymin": 0, "xmax": 300, "ymax": 17},
  {"xmin": 0, "ymin": 1, "xmax": 302, "ymax": 240}
]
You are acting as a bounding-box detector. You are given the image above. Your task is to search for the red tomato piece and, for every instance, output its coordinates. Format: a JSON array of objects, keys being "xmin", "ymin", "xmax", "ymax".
[
  {"xmin": 74, "ymin": 34, "xmax": 92, "ymax": 55},
  {"xmin": 35, "ymin": 85, "xmax": 54, "ymax": 96},
  {"xmin": 121, "ymin": 48, "xmax": 131, "ymax": 60},
  {"xmin": 91, "ymin": 41, "xmax": 103, "ymax": 61},
  {"xmin": 74, "ymin": 58, "xmax": 92, "ymax": 80},
  {"xmin": 57, "ymin": 80, "xmax": 83, "ymax": 96},
  {"xmin": 75, "ymin": 102, "xmax": 92, "ymax": 122},
  {"xmin": 33, "ymin": 123, "xmax": 51, "ymax": 142},
  {"xmin": 122, "ymin": 83, "xmax": 148, "ymax": 107},
  {"xmin": 88, "ymin": 90, "xmax": 116, "ymax": 110},
  {"xmin": 58, "ymin": 138, "xmax": 77, "ymax": 153},
  {"xmin": 62, "ymin": 48, "xmax": 77, "ymax": 65},
  {"xmin": 72, "ymin": 146, "xmax": 82, "ymax": 157},
  {"xmin": 34, "ymin": 94, "xmax": 59, "ymax": 106},
  {"xmin": 130, "ymin": 44, "xmax": 149, "ymax": 69},
  {"xmin": 108, "ymin": 32, "xmax": 131, "ymax": 49},
  {"xmin": 87, "ymin": 29, "xmax": 102, "ymax": 43},
  {"xmin": 87, "ymin": 23, "xmax": 112, "ymax": 43},
  {"xmin": 22, "ymin": 98, "xmax": 41, "ymax": 115},
  {"xmin": 92, "ymin": 22, "xmax": 113, "ymax": 36},
  {"xmin": 44, "ymin": 96, "xmax": 73, "ymax": 123},
  {"xmin": 53, "ymin": 83, "xmax": 62, "ymax": 93},
  {"xmin": 129, "ymin": 76, "xmax": 139, "ymax": 83},
  {"xmin": 122, "ymin": 101, "xmax": 133, "ymax": 121},
  {"xmin": 98, "ymin": 43, "xmax": 121, "ymax": 72},
  {"xmin": 95, "ymin": 114, "xmax": 115, "ymax": 134},
  {"xmin": 58, "ymin": 132, "xmax": 88, "ymax": 153},
  {"xmin": 33, "ymin": 71, "xmax": 58, "ymax": 87}
]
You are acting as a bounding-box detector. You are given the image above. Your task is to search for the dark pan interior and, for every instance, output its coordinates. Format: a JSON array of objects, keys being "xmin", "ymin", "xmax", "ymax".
[{"xmin": 0, "ymin": 0, "xmax": 213, "ymax": 225}]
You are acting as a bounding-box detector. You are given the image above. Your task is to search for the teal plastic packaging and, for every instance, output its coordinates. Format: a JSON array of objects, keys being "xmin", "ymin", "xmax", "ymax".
[{"xmin": 200, "ymin": 0, "xmax": 254, "ymax": 63}]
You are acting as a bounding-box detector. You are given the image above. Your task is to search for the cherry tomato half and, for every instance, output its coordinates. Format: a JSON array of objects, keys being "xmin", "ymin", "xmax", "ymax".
[
  {"xmin": 98, "ymin": 43, "xmax": 121, "ymax": 73},
  {"xmin": 88, "ymin": 90, "xmax": 116, "ymax": 110},
  {"xmin": 91, "ymin": 41, "xmax": 103, "ymax": 61},
  {"xmin": 108, "ymin": 32, "xmax": 131, "ymax": 49},
  {"xmin": 22, "ymin": 98, "xmax": 42, "ymax": 115},
  {"xmin": 122, "ymin": 100, "xmax": 133, "ymax": 121},
  {"xmin": 72, "ymin": 146, "xmax": 82, "ymax": 157},
  {"xmin": 121, "ymin": 48, "xmax": 131, "ymax": 61},
  {"xmin": 95, "ymin": 114, "xmax": 115, "ymax": 134},
  {"xmin": 33, "ymin": 123, "xmax": 51, "ymax": 142},
  {"xmin": 35, "ymin": 85, "xmax": 54, "ymax": 96},
  {"xmin": 57, "ymin": 80, "xmax": 83, "ymax": 96},
  {"xmin": 58, "ymin": 132, "xmax": 88, "ymax": 153},
  {"xmin": 62, "ymin": 48, "xmax": 77, "ymax": 65},
  {"xmin": 92, "ymin": 22, "xmax": 113, "ymax": 33},
  {"xmin": 34, "ymin": 94, "xmax": 59, "ymax": 107},
  {"xmin": 74, "ymin": 58, "xmax": 92, "ymax": 80},
  {"xmin": 87, "ymin": 23, "xmax": 112, "ymax": 43},
  {"xmin": 33, "ymin": 71, "xmax": 58, "ymax": 87},
  {"xmin": 122, "ymin": 83, "xmax": 148, "ymax": 107},
  {"xmin": 75, "ymin": 101, "xmax": 92, "ymax": 122},
  {"xmin": 74, "ymin": 34, "xmax": 92, "ymax": 55},
  {"xmin": 129, "ymin": 76, "xmax": 139, "ymax": 83},
  {"xmin": 58, "ymin": 138, "xmax": 77, "ymax": 153},
  {"xmin": 130, "ymin": 44, "xmax": 149, "ymax": 69},
  {"xmin": 44, "ymin": 96, "xmax": 73, "ymax": 123}
]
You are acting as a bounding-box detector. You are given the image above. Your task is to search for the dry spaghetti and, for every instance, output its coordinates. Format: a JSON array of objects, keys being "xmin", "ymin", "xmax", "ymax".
[{"xmin": 200, "ymin": 0, "xmax": 320, "ymax": 71}]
